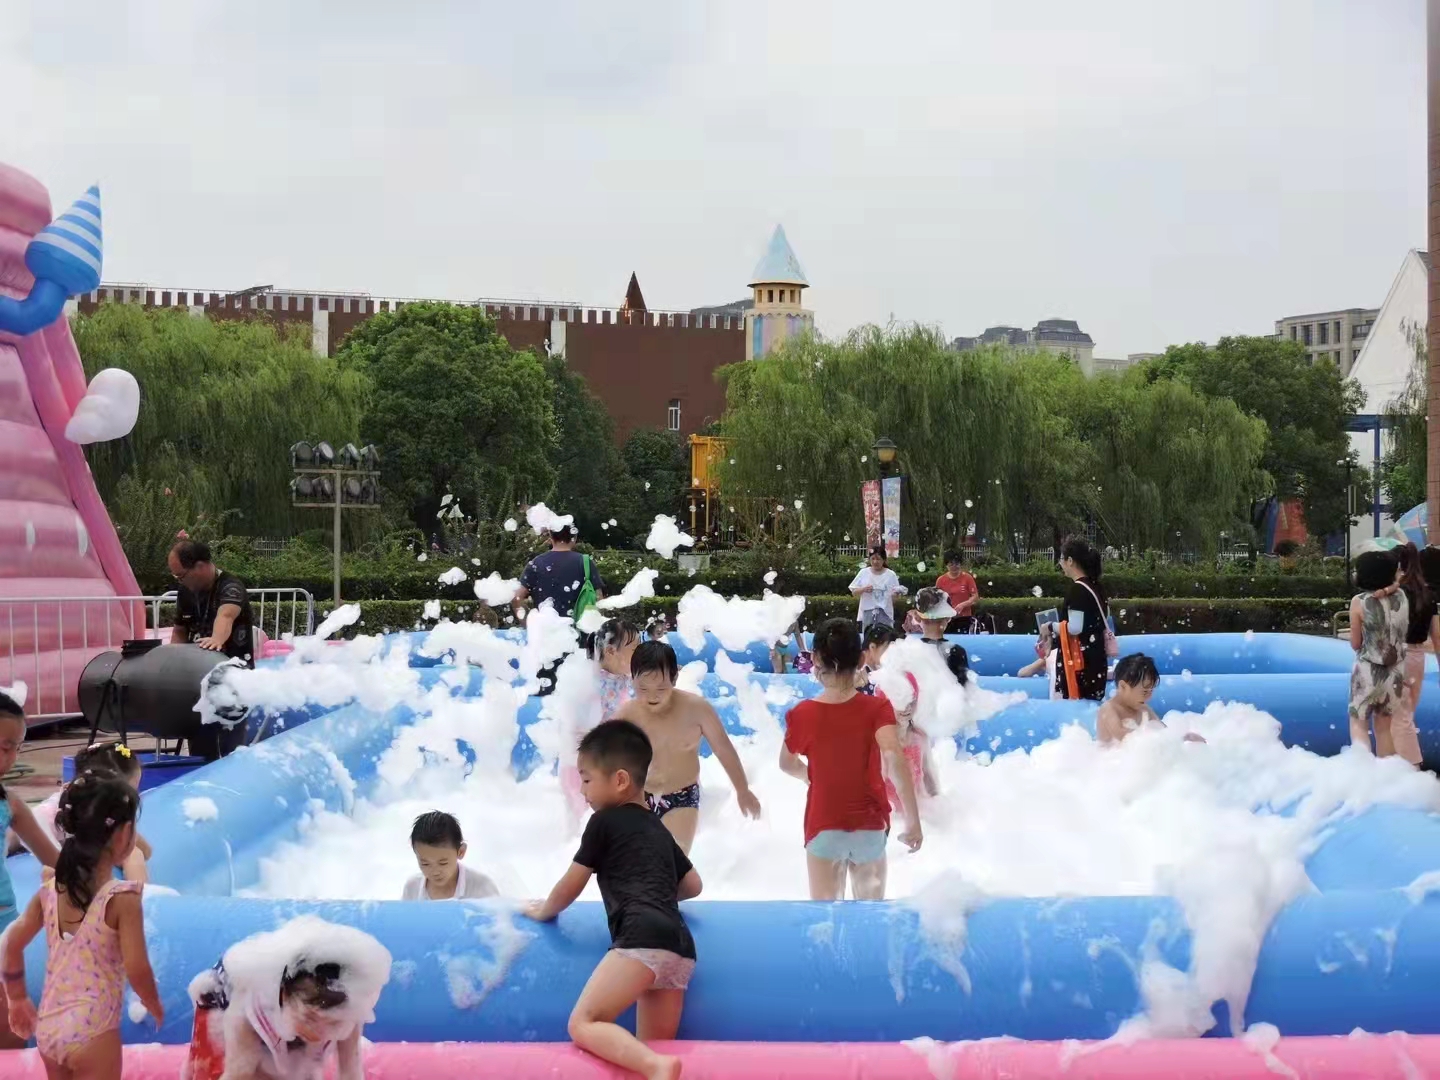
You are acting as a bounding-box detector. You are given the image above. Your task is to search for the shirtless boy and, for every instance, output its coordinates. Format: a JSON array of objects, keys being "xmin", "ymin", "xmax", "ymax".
[
  {"xmin": 613, "ymin": 641, "xmax": 762, "ymax": 853},
  {"xmin": 1096, "ymin": 653, "xmax": 1205, "ymax": 746}
]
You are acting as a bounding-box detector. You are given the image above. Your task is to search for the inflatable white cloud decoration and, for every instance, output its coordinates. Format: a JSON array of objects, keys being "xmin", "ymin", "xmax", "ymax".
[{"xmin": 65, "ymin": 368, "xmax": 140, "ymax": 444}]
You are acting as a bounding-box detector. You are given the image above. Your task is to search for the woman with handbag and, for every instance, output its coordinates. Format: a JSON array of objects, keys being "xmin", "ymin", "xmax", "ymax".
[{"xmin": 1055, "ymin": 538, "xmax": 1115, "ymax": 702}]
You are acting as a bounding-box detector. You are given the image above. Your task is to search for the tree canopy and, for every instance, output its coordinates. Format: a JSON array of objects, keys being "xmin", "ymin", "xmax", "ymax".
[
  {"xmin": 718, "ymin": 325, "xmax": 1267, "ymax": 555},
  {"xmin": 74, "ymin": 303, "xmax": 367, "ymax": 577},
  {"xmin": 1142, "ymin": 336, "xmax": 1362, "ymax": 536},
  {"xmin": 338, "ymin": 303, "xmax": 557, "ymax": 532}
]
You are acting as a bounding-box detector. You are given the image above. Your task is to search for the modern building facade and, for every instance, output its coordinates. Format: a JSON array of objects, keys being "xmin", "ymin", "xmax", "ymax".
[
  {"xmin": 1274, "ymin": 307, "xmax": 1379, "ymax": 376},
  {"xmin": 73, "ymin": 227, "xmax": 808, "ymax": 443}
]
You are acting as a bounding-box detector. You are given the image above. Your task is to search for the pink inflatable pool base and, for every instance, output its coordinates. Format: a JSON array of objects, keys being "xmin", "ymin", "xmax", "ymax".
[{"xmin": 1, "ymin": 1035, "xmax": 1435, "ymax": 1078}]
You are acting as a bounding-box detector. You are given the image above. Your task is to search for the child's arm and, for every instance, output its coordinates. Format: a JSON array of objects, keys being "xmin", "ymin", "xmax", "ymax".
[
  {"xmin": 120, "ymin": 845, "xmax": 149, "ymax": 884},
  {"xmin": 778, "ymin": 746, "xmax": 808, "ymax": 782},
  {"xmin": 2, "ymin": 893, "xmax": 42, "ymax": 1038},
  {"xmin": 1349, "ymin": 595, "xmax": 1365, "ymax": 652},
  {"xmin": 8, "ymin": 795, "xmax": 59, "ymax": 869},
  {"xmin": 920, "ymin": 742, "xmax": 940, "ymax": 797},
  {"xmin": 697, "ymin": 703, "xmax": 761, "ymax": 818},
  {"xmin": 111, "ymin": 891, "xmax": 164, "ymax": 1024},
  {"xmin": 876, "ymin": 724, "xmax": 922, "ymax": 851},
  {"xmin": 1095, "ymin": 703, "xmax": 1124, "ymax": 745},
  {"xmin": 1017, "ymin": 657, "xmax": 1045, "ymax": 678},
  {"xmin": 334, "ymin": 1025, "xmax": 364, "ymax": 1080},
  {"xmin": 524, "ymin": 863, "xmax": 592, "ymax": 922},
  {"xmin": 677, "ymin": 868, "xmax": 703, "ymax": 900},
  {"xmin": 135, "ymin": 831, "xmax": 153, "ymax": 860}
]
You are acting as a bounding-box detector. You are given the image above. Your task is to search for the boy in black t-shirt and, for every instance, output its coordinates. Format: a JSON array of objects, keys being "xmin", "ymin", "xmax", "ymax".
[{"xmin": 525, "ymin": 720, "xmax": 701, "ymax": 1080}]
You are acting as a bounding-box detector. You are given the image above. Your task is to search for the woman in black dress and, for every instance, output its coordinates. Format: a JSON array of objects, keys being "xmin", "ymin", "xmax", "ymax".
[{"xmin": 1055, "ymin": 538, "xmax": 1109, "ymax": 701}]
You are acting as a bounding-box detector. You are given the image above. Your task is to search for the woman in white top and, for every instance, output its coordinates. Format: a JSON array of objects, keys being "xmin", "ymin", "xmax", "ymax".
[{"xmin": 849, "ymin": 547, "xmax": 907, "ymax": 632}]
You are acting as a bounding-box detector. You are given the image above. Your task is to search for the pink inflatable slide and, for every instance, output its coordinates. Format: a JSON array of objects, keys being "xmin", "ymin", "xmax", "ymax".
[
  {"xmin": 0, "ymin": 163, "xmax": 143, "ymax": 721},
  {"xmin": 0, "ymin": 1035, "xmax": 1436, "ymax": 1078}
]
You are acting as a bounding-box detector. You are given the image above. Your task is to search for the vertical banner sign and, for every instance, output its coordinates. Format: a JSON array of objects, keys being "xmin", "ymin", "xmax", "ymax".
[
  {"xmin": 882, "ymin": 476, "xmax": 902, "ymax": 559},
  {"xmin": 861, "ymin": 480, "xmax": 881, "ymax": 550}
]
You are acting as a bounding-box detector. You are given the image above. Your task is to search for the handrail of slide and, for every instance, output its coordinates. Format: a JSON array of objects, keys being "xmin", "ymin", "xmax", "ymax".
[{"xmin": 0, "ymin": 587, "xmax": 313, "ymax": 723}]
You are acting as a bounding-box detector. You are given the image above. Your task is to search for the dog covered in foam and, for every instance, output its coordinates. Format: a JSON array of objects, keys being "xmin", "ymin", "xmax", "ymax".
[{"xmin": 181, "ymin": 914, "xmax": 391, "ymax": 1080}]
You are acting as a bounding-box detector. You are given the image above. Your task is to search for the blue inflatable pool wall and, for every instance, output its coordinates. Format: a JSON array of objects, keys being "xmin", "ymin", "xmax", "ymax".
[{"xmin": 11, "ymin": 631, "xmax": 1440, "ymax": 1045}]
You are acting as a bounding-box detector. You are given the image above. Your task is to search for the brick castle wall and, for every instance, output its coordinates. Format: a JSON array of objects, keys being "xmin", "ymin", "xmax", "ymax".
[{"xmin": 74, "ymin": 286, "xmax": 745, "ymax": 442}]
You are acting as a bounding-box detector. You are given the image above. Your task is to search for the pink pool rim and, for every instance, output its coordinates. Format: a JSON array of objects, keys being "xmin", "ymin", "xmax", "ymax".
[{"xmin": 2, "ymin": 1034, "xmax": 1435, "ymax": 1078}]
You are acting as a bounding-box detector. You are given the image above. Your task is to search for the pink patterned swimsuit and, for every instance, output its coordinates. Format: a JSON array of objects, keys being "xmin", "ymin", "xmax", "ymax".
[{"xmin": 37, "ymin": 877, "xmax": 141, "ymax": 1065}]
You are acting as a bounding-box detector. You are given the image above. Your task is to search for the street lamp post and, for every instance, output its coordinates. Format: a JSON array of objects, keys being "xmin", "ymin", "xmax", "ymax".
[
  {"xmin": 871, "ymin": 436, "xmax": 899, "ymax": 556},
  {"xmin": 291, "ymin": 441, "xmax": 382, "ymax": 605},
  {"xmin": 1340, "ymin": 456, "xmax": 1356, "ymax": 591}
]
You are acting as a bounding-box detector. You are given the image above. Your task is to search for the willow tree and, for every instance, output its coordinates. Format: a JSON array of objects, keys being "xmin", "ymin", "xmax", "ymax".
[{"xmin": 74, "ymin": 304, "xmax": 368, "ymax": 573}]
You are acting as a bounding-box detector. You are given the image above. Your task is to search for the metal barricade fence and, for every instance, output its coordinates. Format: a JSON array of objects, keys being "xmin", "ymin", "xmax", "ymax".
[{"xmin": 1, "ymin": 587, "xmax": 313, "ymax": 725}]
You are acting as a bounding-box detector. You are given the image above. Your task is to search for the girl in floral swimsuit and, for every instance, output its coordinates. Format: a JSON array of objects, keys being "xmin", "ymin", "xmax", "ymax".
[
  {"xmin": 1348, "ymin": 550, "xmax": 1410, "ymax": 757},
  {"xmin": 561, "ymin": 620, "xmax": 640, "ymax": 819},
  {"xmin": 2, "ymin": 773, "xmax": 163, "ymax": 1077}
]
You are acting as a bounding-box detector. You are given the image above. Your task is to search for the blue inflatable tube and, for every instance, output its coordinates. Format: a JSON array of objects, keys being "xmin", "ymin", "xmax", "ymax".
[{"xmin": 68, "ymin": 886, "xmax": 1440, "ymax": 1045}]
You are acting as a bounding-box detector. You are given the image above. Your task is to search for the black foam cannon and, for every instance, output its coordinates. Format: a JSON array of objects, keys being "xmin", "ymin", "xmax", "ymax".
[{"xmin": 77, "ymin": 641, "xmax": 246, "ymax": 759}]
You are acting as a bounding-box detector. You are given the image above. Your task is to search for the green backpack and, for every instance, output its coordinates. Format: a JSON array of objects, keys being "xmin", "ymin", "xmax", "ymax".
[{"xmin": 572, "ymin": 554, "xmax": 598, "ymax": 623}]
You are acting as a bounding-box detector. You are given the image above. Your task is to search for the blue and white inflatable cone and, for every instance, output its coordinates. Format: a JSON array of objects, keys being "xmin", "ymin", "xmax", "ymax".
[{"xmin": 0, "ymin": 184, "xmax": 103, "ymax": 336}]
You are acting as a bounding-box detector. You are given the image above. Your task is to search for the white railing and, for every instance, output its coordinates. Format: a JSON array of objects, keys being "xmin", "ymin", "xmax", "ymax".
[{"xmin": 1, "ymin": 587, "xmax": 313, "ymax": 725}]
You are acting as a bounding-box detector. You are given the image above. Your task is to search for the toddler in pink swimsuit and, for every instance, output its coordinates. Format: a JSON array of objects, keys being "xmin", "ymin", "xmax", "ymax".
[{"xmin": 3, "ymin": 773, "xmax": 162, "ymax": 1076}]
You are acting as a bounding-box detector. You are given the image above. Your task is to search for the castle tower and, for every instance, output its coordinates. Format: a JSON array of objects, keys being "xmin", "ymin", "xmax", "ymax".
[{"xmin": 744, "ymin": 225, "xmax": 813, "ymax": 360}]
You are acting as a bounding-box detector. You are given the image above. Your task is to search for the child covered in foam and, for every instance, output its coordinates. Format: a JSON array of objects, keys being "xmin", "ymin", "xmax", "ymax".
[
  {"xmin": 182, "ymin": 914, "xmax": 391, "ymax": 1080},
  {"xmin": 1096, "ymin": 653, "xmax": 1205, "ymax": 745}
]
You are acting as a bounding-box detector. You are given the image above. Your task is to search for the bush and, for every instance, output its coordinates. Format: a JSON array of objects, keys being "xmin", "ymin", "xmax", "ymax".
[{"xmin": 309, "ymin": 595, "xmax": 1344, "ymax": 639}]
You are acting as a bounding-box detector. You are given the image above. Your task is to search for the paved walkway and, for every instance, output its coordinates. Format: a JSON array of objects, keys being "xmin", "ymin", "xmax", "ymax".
[{"xmin": 8, "ymin": 724, "xmax": 158, "ymax": 804}]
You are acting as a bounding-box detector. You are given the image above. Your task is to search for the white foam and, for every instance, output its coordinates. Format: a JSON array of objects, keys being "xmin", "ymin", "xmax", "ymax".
[
  {"xmin": 473, "ymin": 572, "xmax": 521, "ymax": 607},
  {"xmin": 181, "ymin": 796, "xmax": 219, "ymax": 825},
  {"xmin": 314, "ymin": 604, "xmax": 361, "ymax": 641},
  {"xmin": 597, "ymin": 568, "xmax": 659, "ymax": 610},
  {"xmin": 422, "ymin": 599, "xmax": 441, "ymax": 621},
  {"xmin": 525, "ymin": 503, "xmax": 573, "ymax": 535},
  {"xmin": 438, "ymin": 566, "xmax": 468, "ymax": 586},
  {"xmin": 645, "ymin": 514, "xmax": 694, "ymax": 559},
  {"xmin": 675, "ymin": 586, "xmax": 805, "ymax": 652}
]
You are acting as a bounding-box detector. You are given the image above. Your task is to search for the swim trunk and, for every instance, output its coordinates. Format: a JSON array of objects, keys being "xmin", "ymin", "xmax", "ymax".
[
  {"xmin": 805, "ymin": 829, "xmax": 887, "ymax": 864},
  {"xmin": 614, "ymin": 948, "xmax": 695, "ymax": 990},
  {"xmin": 646, "ymin": 783, "xmax": 700, "ymax": 817}
]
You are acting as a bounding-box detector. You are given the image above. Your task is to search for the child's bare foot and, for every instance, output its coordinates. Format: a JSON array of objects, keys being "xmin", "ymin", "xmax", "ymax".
[{"xmin": 646, "ymin": 1055, "xmax": 682, "ymax": 1080}]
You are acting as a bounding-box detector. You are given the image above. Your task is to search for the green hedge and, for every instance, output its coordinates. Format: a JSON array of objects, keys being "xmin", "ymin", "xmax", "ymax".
[
  {"xmin": 158, "ymin": 565, "xmax": 1348, "ymax": 604},
  {"xmin": 308, "ymin": 596, "xmax": 1344, "ymax": 639}
]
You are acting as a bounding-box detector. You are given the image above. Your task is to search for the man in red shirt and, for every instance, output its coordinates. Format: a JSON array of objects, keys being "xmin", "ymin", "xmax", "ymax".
[{"xmin": 936, "ymin": 550, "xmax": 979, "ymax": 633}]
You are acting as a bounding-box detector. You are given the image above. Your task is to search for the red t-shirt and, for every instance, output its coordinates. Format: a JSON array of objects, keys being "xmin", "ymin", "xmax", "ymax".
[
  {"xmin": 936, "ymin": 571, "xmax": 978, "ymax": 610},
  {"xmin": 784, "ymin": 694, "xmax": 896, "ymax": 845}
]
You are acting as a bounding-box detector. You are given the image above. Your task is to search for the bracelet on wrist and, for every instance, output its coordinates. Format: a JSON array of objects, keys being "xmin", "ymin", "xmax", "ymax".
[{"xmin": 1, "ymin": 970, "xmax": 24, "ymax": 983}]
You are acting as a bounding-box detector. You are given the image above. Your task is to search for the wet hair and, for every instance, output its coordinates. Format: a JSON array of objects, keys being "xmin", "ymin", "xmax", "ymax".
[
  {"xmin": 644, "ymin": 617, "xmax": 668, "ymax": 641},
  {"xmin": 586, "ymin": 618, "xmax": 639, "ymax": 661},
  {"xmin": 946, "ymin": 643, "xmax": 970, "ymax": 686},
  {"xmin": 54, "ymin": 773, "xmax": 139, "ymax": 911},
  {"xmin": 915, "ymin": 586, "xmax": 949, "ymax": 618},
  {"xmin": 169, "ymin": 539, "xmax": 213, "ymax": 568},
  {"xmin": 863, "ymin": 623, "xmax": 904, "ymax": 649},
  {"xmin": 73, "ymin": 742, "xmax": 141, "ymax": 784},
  {"xmin": 410, "ymin": 810, "xmax": 463, "ymax": 850},
  {"xmin": 1114, "ymin": 653, "xmax": 1160, "ymax": 688},
  {"xmin": 549, "ymin": 524, "xmax": 576, "ymax": 543},
  {"xmin": 869, "ymin": 546, "xmax": 887, "ymax": 563},
  {"xmin": 944, "ymin": 550, "xmax": 964, "ymax": 566},
  {"xmin": 810, "ymin": 618, "xmax": 864, "ymax": 675},
  {"xmin": 1355, "ymin": 549, "xmax": 1399, "ymax": 593},
  {"xmin": 0, "ymin": 692, "xmax": 22, "ymax": 723},
  {"xmin": 1420, "ymin": 547, "xmax": 1440, "ymax": 596},
  {"xmin": 630, "ymin": 640, "xmax": 679, "ymax": 683},
  {"xmin": 280, "ymin": 961, "xmax": 349, "ymax": 1011},
  {"xmin": 577, "ymin": 719, "xmax": 652, "ymax": 789}
]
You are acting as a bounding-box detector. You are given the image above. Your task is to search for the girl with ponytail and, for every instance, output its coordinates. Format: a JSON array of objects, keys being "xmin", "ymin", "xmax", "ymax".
[{"xmin": 3, "ymin": 772, "xmax": 163, "ymax": 1075}]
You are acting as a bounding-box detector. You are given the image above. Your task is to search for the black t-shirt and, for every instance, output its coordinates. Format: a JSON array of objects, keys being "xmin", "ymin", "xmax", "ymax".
[
  {"xmin": 573, "ymin": 803, "xmax": 695, "ymax": 958},
  {"xmin": 520, "ymin": 550, "xmax": 605, "ymax": 618},
  {"xmin": 1057, "ymin": 577, "xmax": 1107, "ymax": 701},
  {"xmin": 176, "ymin": 570, "xmax": 255, "ymax": 667}
]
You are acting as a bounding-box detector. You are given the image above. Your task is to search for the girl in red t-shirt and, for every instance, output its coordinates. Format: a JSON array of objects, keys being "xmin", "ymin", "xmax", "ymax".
[{"xmin": 780, "ymin": 619, "xmax": 923, "ymax": 901}]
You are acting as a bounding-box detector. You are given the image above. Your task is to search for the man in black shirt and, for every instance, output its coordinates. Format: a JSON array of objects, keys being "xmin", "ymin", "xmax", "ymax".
[
  {"xmin": 168, "ymin": 539, "xmax": 256, "ymax": 666},
  {"xmin": 168, "ymin": 539, "xmax": 255, "ymax": 761},
  {"xmin": 525, "ymin": 720, "xmax": 700, "ymax": 1080},
  {"xmin": 514, "ymin": 524, "xmax": 605, "ymax": 620}
]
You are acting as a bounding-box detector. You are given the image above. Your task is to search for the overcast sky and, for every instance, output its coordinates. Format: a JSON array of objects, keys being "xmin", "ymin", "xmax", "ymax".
[{"xmin": 1, "ymin": 1, "xmax": 1425, "ymax": 357}]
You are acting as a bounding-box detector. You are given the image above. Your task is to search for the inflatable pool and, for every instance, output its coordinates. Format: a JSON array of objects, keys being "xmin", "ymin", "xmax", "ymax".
[{"xmin": 5, "ymin": 628, "xmax": 1440, "ymax": 1078}]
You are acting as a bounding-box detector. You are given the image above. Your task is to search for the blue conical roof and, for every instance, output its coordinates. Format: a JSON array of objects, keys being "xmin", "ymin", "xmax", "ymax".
[{"xmin": 748, "ymin": 224, "xmax": 808, "ymax": 288}]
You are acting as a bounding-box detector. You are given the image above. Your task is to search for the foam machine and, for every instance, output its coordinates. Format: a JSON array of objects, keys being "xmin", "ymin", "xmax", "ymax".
[{"xmin": 77, "ymin": 641, "xmax": 239, "ymax": 759}]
